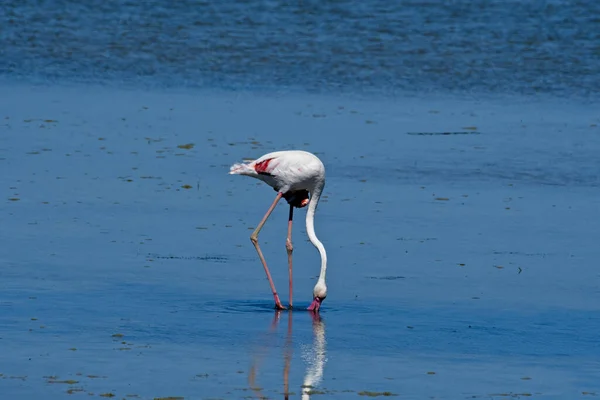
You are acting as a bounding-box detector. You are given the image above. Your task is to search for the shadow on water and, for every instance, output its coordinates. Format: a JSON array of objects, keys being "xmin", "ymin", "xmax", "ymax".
[
  {"xmin": 210, "ymin": 300, "xmax": 279, "ymax": 314},
  {"xmin": 249, "ymin": 311, "xmax": 326, "ymax": 400},
  {"xmin": 205, "ymin": 300, "xmax": 323, "ymax": 314}
]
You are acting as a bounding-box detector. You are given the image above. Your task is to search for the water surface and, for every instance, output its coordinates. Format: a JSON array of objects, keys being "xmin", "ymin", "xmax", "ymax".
[
  {"xmin": 1, "ymin": 85, "xmax": 599, "ymax": 398},
  {"xmin": 2, "ymin": 0, "xmax": 600, "ymax": 98},
  {"xmin": 2, "ymin": 1, "xmax": 600, "ymax": 398}
]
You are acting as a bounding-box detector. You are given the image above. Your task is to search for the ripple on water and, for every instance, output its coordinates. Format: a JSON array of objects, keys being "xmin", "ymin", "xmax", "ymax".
[{"xmin": 1, "ymin": 0, "xmax": 599, "ymax": 98}]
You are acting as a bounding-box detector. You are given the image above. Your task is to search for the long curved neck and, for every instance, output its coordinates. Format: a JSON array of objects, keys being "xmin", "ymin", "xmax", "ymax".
[{"xmin": 306, "ymin": 181, "xmax": 327, "ymax": 283}]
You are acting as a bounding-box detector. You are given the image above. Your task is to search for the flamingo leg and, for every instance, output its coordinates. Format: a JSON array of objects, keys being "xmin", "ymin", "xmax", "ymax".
[
  {"xmin": 250, "ymin": 192, "xmax": 286, "ymax": 310},
  {"xmin": 286, "ymin": 205, "xmax": 294, "ymax": 309}
]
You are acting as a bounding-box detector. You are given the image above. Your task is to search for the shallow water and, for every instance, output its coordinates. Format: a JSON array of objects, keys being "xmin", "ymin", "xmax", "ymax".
[{"xmin": 1, "ymin": 85, "xmax": 599, "ymax": 398}]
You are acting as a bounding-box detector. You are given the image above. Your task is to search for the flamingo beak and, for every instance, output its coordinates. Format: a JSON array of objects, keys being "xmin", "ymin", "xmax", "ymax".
[{"xmin": 307, "ymin": 297, "xmax": 322, "ymax": 312}]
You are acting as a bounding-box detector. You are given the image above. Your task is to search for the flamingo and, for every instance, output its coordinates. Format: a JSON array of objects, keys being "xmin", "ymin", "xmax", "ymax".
[{"xmin": 229, "ymin": 150, "xmax": 328, "ymax": 312}]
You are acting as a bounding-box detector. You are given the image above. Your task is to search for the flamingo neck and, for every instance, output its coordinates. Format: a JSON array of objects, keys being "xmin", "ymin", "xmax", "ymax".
[{"xmin": 306, "ymin": 181, "xmax": 327, "ymax": 283}]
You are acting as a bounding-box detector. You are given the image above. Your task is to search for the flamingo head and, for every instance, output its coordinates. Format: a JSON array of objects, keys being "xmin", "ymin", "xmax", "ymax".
[{"xmin": 307, "ymin": 282, "xmax": 327, "ymax": 312}]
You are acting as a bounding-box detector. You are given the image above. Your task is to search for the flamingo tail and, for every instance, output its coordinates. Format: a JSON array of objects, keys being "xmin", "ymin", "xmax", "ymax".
[{"xmin": 229, "ymin": 162, "xmax": 257, "ymax": 176}]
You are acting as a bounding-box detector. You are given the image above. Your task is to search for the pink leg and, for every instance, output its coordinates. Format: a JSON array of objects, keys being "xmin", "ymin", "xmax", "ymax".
[
  {"xmin": 250, "ymin": 192, "xmax": 286, "ymax": 310},
  {"xmin": 286, "ymin": 205, "xmax": 294, "ymax": 308}
]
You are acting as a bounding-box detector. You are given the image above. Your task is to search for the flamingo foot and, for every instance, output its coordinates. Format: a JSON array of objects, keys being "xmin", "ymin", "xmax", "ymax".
[{"xmin": 273, "ymin": 294, "xmax": 287, "ymax": 310}]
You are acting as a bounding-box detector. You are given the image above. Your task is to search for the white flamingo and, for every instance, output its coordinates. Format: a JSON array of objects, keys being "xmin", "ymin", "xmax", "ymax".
[{"xmin": 230, "ymin": 150, "xmax": 328, "ymax": 311}]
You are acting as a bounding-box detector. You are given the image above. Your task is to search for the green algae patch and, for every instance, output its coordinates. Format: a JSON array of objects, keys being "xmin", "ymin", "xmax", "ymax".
[
  {"xmin": 154, "ymin": 397, "xmax": 184, "ymax": 400},
  {"xmin": 48, "ymin": 379, "xmax": 79, "ymax": 384},
  {"xmin": 358, "ymin": 391, "xmax": 398, "ymax": 397},
  {"xmin": 407, "ymin": 131, "xmax": 481, "ymax": 136}
]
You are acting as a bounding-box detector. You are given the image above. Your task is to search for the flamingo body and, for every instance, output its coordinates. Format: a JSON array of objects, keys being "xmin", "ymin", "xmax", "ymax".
[
  {"xmin": 230, "ymin": 150, "xmax": 328, "ymax": 311},
  {"xmin": 230, "ymin": 150, "xmax": 325, "ymax": 195}
]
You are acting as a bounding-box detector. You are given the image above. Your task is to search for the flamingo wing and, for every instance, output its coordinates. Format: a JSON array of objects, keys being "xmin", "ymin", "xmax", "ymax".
[{"xmin": 254, "ymin": 158, "xmax": 275, "ymax": 176}]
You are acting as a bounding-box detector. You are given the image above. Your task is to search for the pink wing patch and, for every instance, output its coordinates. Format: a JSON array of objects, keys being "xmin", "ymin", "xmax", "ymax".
[{"xmin": 254, "ymin": 158, "xmax": 274, "ymax": 175}]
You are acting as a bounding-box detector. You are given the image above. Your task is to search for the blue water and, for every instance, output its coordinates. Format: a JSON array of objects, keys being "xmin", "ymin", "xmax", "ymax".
[
  {"xmin": 1, "ymin": 87, "xmax": 599, "ymax": 398},
  {"xmin": 1, "ymin": 1, "xmax": 600, "ymax": 399},
  {"xmin": 1, "ymin": 0, "xmax": 600, "ymax": 98}
]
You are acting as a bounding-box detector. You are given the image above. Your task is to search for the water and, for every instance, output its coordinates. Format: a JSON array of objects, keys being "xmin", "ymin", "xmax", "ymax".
[
  {"xmin": 2, "ymin": 86, "xmax": 599, "ymax": 398},
  {"xmin": 1, "ymin": 1, "xmax": 600, "ymax": 399},
  {"xmin": 1, "ymin": 0, "xmax": 600, "ymax": 98}
]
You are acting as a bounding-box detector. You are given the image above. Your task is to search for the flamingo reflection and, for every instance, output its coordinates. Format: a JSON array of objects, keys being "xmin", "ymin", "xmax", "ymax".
[
  {"xmin": 248, "ymin": 311, "xmax": 327, "ymax": 399},
  {"xmin": 301, "ymin": 313, "xmax": 327, "ymax": 400}
]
